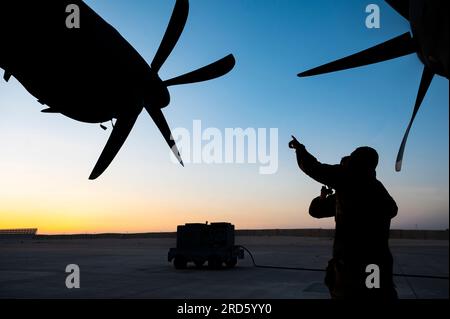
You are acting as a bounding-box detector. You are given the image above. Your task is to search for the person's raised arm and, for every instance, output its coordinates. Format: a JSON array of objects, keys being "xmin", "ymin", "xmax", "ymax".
[{"xmin": 289, "ymin": 136, "xmax": 341, "ymax": 188}]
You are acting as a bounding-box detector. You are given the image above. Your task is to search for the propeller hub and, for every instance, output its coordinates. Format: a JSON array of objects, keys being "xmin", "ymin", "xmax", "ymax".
[{"xmin": 144, "ymin": 71, "xmax": 170, "ymax": 109}]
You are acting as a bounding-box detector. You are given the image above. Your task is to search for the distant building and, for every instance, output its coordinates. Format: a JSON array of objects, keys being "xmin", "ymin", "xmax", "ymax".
[{"xmin": 0, "ymin": 228, "xmax": 37, "ymax": 239}]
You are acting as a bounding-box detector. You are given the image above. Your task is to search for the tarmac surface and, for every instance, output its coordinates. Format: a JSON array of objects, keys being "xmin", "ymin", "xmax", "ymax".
[{"xmin": 0, "ymin": 236, "xmax": 448, "ymax": 299}]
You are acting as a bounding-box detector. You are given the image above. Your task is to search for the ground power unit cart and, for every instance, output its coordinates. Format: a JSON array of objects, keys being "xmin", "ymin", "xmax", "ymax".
[{"xmin": 168, "ymin": 222, "xmax": 244, "ymax": 269}]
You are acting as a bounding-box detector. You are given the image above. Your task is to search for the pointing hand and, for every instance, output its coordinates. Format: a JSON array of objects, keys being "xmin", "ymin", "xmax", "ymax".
[{"xmin": 289, "ymin": 135, "xmax": 302, "ymax": 150}]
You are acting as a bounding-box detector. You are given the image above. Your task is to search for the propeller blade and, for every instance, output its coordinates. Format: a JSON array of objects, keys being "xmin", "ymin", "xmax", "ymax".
[
  {"xmin": 89, "ymin": 113, "xmax": 139, "ymax": 180},
  {"xmin": 395, "ymin": 67, "xmax": 434, "ymax": 171},
  {"xmin": 385, "ymin": 0, "xmax": 410, "ymax": 21},
  {"xmin": 298, "ymin": 32, "xmax": 416, "ymax": 77},
  {"xmin": 151, "ymin": 0, "xmax": 189, "ymax": 73},
  {"xmin": 164, "ymin": 54, "xmax": 235, "ymax": 86},
  {"xmin": 145, "ymin": 106, "xmax": 184, "ymax": 166}
]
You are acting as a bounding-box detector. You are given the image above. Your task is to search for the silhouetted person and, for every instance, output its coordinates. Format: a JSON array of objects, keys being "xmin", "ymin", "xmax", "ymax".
[{"xmin": 289, "ymin": 136, "xmax": 398, "ymax": 299}]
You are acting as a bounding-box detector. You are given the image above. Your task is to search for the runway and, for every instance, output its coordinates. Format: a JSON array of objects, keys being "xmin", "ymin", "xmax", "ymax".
[{"xmin": 0, "ymin": 236, "xmax": 447, "ymax": 298}]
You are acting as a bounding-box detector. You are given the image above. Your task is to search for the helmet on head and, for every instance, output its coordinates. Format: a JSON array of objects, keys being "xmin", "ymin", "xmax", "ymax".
[{"xmin": 349, "ymin": 146, "xmax": 379, "ymax": 175}]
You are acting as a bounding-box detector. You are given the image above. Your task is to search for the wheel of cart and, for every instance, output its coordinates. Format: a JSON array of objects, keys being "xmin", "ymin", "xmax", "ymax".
[
  {"xmin": 225, "ymin": 256, "xmax": 238, "ymax": 268},
  {"xmin": 208, "ymin": 256, "xmax": 223, "ymax": 269},
  {"xmin": 173, "ymin": 255, "xmax": 187, "ymax": 269},
  {"xmin": 193, "ymin": 258, "xmax": 206, "ymax": 268}
]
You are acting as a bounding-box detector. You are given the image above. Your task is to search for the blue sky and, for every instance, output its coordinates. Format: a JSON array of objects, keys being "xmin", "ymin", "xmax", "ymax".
[{"xmin": 0, "ymin": 0, "xmax": 448, "ymax": 232}]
